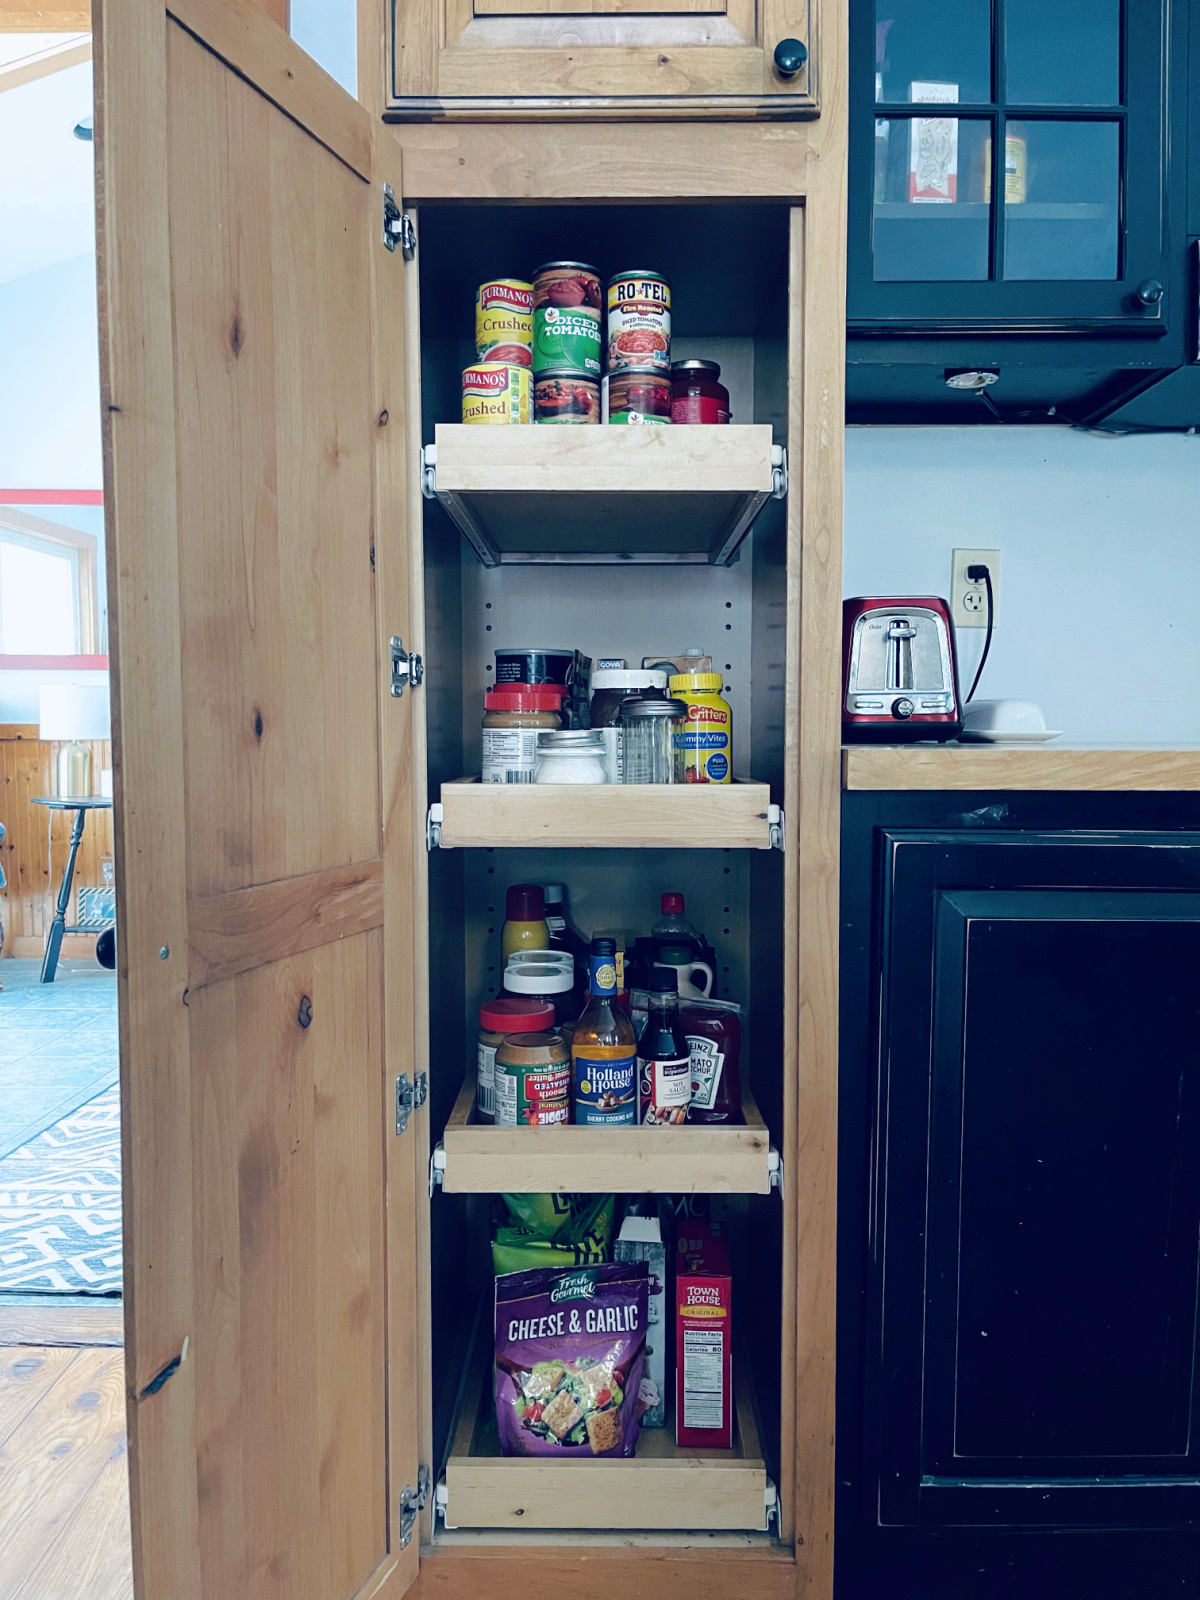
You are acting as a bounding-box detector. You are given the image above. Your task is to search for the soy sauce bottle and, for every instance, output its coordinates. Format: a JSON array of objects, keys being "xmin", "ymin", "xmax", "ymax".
[{"xmin": 637, "ymin": 969, "xmax": 691, "ymax": 1126}]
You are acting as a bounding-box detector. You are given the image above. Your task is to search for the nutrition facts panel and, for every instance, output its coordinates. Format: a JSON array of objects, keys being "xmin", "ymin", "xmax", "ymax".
[{"xmin": 683, "ymin": 1330, "xmax": 725, "ymax": 1430}]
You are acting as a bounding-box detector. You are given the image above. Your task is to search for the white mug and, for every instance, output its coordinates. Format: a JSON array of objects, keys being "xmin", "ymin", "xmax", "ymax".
[{"xmin": 653, "ymin": 960, "xmax": 713, "ymax": 1001}]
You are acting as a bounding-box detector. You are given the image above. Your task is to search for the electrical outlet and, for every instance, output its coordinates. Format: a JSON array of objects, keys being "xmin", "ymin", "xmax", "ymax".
[{"xmin": 951, "ymin": 548, "xmax": 1000, "ymax": 629}]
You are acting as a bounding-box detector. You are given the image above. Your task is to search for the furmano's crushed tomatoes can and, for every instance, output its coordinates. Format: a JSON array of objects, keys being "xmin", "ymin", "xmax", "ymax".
[
  {"xmin": 475, "ymin": 279, "xmax": 534, "ymax": 367},
  {"xmin": 607, "ymin": 271, "xmax": 671, "ymax": 373},
  {"xmin": 462, "ymin": 361, "xmax": 531, "ymax": 425}
]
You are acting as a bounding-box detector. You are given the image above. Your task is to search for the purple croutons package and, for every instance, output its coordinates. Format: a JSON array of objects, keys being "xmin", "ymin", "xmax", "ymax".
[{"xmin": 495, "ymin": 1260, "xmax": 649, "ymax": 1458}]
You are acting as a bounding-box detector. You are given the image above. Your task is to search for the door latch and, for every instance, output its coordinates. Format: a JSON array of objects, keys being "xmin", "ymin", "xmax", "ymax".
[
  {"xmin": 399, "ymin": 1464, "xmax": 430, "ymax": 1547},
  {"xmin": 391, "ymin": 635, "xmax": 423, "ymax": 698},
  {"xmin": 382, "ymin": 185, "xmax": 415, "ymax": 259},
  {"xmin": 395, "ymin": 1072, "xmax": 427, "ymax": 1135}
]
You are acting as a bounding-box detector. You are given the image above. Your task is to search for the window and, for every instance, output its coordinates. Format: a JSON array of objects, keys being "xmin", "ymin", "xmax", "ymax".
[{"xmin": 0, "ymin": 508, "xmax": 99, "ymax": 654}]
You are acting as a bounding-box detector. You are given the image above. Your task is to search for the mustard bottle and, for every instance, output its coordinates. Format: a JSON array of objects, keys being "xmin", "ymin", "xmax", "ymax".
[
  {"xmin": 668, "ymin": 672, "xmax": 732, "ymax": 784},
  {"xmin": 501, "ymin": 883, "xmax": 550, "ymax": 962}
]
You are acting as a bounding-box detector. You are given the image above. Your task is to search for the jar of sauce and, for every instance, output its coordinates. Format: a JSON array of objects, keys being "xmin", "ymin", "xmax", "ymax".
[
  {"xmin": 671, "ymin": 360, "xmax": 731, "ymax": 425},
  {"xmin": 681, "ymin": 1002, "xmax": 742, "ymax": 1124}
]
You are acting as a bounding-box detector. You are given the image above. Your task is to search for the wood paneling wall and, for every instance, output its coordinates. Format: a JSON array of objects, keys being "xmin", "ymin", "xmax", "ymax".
[{"xmin": 0, "ymin": 725, "xmax": 114, "ymax": 959}]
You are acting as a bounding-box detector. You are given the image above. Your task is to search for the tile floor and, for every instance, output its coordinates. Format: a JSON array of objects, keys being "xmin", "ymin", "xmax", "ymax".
[{"xmin": 0, "ymin": 961, "xmax": 121, "ymax": 1295}]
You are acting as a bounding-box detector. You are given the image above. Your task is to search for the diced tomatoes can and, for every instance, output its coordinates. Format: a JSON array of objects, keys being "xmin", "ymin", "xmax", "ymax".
[
  {"xmin": 462, "ymin": 361, "xmax": 531, "ymax": 425},
  {"xmin": 603, "ymin": 365, "xmax": 672, "ymax": 425},
  {"xmin": 475, "ymin": 279, "xmax": 534, "ymax": 367},
  {"xmin": 532, "ymin": 262, "xmax": 603, "ymax": 376},
  {"xmin": 534, "ymin": 369, "xmax": 600, "ymax": 425},
  {"xmin": 607, "ymin": 271, "xmax": 671, "ymax": 373}
]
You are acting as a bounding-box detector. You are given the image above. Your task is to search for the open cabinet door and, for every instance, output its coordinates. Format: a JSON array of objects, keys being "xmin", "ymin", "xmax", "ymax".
[{"xmin": 95, "ymin": 1, "xmax": 422, "ymax": 1597}]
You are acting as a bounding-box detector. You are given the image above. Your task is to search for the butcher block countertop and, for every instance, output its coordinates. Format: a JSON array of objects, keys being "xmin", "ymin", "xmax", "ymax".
[{"xmin": 842, "ymin": 744, "xmax": 1200, "ymax": 792}]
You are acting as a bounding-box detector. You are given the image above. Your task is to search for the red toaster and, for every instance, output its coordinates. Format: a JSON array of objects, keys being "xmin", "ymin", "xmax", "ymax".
[{"xmin": 842, "ymin": 596, "xmax": 962, "ymax": 742}]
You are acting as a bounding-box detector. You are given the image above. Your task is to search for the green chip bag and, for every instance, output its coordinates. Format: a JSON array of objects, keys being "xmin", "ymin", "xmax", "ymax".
[{"xmin": 491, "ymin": 1193, "xmax": 614, "ymax": 1276}]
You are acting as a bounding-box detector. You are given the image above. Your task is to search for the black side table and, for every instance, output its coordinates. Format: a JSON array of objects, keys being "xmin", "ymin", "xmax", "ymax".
[{"xmin": 31, "ymin": 796, "xmax": 114, "ymax": 983}]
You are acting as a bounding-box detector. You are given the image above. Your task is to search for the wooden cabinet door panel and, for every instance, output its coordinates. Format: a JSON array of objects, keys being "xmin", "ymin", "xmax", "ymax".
[
  {"xmin": 388, "ymin": 0, "xmax": 816, "ymax": 118},
  {"xmin": 96, "ymin": 1, "xmax": 421, "ymax": 1596}
]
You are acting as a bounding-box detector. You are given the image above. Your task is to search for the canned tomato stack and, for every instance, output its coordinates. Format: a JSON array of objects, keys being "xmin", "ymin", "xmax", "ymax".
[
  {"xmin": 604, "ymin": 270, "xmax": 672, "ymax": 425},
  {"xmin": 462, "ymin": 278, "xmax": 534, "ymax": 425},
  {"xmin": 532, "ymin": 262, "xmax": 602, "ymax": 425}
]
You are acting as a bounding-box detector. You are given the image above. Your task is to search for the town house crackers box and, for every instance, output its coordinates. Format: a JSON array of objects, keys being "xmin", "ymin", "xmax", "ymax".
[{"xmin": 674, "ymin": 1219, "xmax": 733, "ymax": 1449}]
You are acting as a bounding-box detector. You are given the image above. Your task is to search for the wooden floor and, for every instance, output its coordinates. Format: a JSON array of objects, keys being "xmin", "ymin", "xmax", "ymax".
[{"xmin": 0, "ymin": 1316, "xmax": 133, "ymax": 1600}]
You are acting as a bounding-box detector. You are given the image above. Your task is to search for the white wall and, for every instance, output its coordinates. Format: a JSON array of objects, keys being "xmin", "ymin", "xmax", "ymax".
[{"xmin": 843, "ymin": 427, "xmax": 1200, "ymax": 744}]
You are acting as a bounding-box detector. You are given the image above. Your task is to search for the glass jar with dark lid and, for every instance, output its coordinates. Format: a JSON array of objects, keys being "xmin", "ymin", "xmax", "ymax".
[{"xmin": 671, "ymin": 360, "xmax": 731, "ymax": 425}]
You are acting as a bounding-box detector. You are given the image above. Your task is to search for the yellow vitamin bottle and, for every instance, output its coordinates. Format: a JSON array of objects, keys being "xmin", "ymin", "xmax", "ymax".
[{"xmin": 668, "ymin": 672, "xmax": 732, "ymax": 784}]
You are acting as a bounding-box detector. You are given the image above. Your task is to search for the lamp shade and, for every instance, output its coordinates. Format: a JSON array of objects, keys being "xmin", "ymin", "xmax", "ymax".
[{"xmin": 38, "ymin": 682, "xmax": 111, "ymax": 742}]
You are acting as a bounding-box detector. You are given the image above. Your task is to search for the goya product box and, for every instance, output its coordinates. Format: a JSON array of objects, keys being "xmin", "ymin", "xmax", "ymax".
[
  {"xmin": 674, "ymin": 1219, "xmax": 733, "ymax": 1448},
  {"xmin": 614, "ymin": 1214, "xmax": 667, "ymax": 1428}
]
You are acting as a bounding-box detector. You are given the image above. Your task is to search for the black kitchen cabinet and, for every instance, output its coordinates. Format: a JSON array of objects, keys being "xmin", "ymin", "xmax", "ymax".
[
  {"xmin": 838, "ymin": 791, "xmax": 1200, "ymax": 1598},
  {"xmin": 846, "ymin": 0, "xmax": 1196, "ymax": 423}
]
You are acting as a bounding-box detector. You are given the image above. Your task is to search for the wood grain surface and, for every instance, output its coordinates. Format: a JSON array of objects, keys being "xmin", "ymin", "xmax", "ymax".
[
  {"xmin": 842, "ymin": 743, "xmax": 1200, "ymax": 792},
  {"xmin": 0, "ymin": 1303, "xmax": 124, "ymax": 1349}
]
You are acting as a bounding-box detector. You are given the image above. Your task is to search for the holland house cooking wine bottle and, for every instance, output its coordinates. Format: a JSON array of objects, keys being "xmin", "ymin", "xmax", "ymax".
[{"xmin": 571, "ymin": 938, "xmax": 638, "ymax": 1125}]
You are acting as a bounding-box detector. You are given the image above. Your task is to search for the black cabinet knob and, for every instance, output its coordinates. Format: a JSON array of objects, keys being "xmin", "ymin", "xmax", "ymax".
[
  {"xmin": 773, "ymin": 38, "xmax": 808, "ymax": 78},
  {"xmin": 1136, "ymin": 278, "xmax": 1165, "ymax": 306}
]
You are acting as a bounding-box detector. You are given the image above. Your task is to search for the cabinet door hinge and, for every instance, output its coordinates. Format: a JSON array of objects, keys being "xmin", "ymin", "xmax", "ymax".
[
  {"xmin": 382, "ymin": 184, "xmax": 415, "ymax": 259},
  {"xmin": 395, "ymin": 1072, "xmax": 427, "ymax": 1135},
  {"xmin": 426, "ymin": 802, "xmax": 444, "ymax": 851},
  {"xmin": 767, "ymin": 804, "xmax": 785, "ymax": 850},
  {"xmin": 391, "ymin": 635, "xmax": 423, "ymax": 698},
  {"xmin": 399, "ymin": 1464, "xmax": 430, "ymax": 1547}
]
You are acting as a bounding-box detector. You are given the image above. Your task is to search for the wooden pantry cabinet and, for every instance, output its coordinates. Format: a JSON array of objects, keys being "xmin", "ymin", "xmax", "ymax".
[{"xmin": 96, "ymin": 0, "xmax": 845, "ymax": 1597}]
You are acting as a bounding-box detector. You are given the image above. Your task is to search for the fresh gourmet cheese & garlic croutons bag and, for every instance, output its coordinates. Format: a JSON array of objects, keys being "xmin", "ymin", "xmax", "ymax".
[{"xmin": 494, "ymin": 1260, "xmax": 649, "ymax": 1458}]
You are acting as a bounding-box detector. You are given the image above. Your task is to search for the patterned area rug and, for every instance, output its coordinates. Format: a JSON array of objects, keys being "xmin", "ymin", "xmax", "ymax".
[{"xmin": 0, "ymin": 1085, "xmax": 122, "ymax": 1294}]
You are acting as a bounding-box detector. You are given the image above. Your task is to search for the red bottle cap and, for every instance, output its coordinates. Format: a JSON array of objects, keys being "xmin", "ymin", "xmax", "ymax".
[
  {"xmin": 485, "ymin": 686, "xmax": 566, "ymax": 711},
  {"xmin": 661, "ymin": 892, "xmax": 685, "ymax": 914},
  {"xmin": 479, "ymin": 998, "xmax": 556, "ymax": 1033},
  {"xmin": 506, "ymin": 883, "xmax": 546, "ymax": 922}
]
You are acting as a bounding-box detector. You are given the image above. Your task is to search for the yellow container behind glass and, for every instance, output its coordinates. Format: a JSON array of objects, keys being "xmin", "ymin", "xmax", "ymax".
[{"xmin": 668, "ymin": 671, "xmax": 732, "ymax": 783}]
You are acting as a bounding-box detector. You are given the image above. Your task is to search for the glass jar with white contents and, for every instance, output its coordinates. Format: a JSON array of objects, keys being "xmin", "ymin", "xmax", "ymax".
[
  {"xmin": 534, "ymin": 729, "xmax": 608, "ymax": 784},
  {"xmin": 620, "ymin": 697, "xmax": 688, "ymax": 784}
]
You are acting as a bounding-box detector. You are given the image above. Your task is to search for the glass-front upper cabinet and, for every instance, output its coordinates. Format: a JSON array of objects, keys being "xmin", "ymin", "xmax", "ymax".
[{"xmin": 849, "ymin": 0, "xmax": 1171, "ymax": 332}]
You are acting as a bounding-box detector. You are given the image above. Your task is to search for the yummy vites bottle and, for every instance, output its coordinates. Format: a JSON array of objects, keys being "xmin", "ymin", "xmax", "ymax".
[
  {"xmin": 668, "ymin": 673, "xmax": 732, "ymax": 784},
  {"xmin": 637, "ymin": 969, "xmax": 691, "ymax": 1126},
  {"xmin": 571, "ymin": 937, "xmax": 638, "ymax": 1124}
]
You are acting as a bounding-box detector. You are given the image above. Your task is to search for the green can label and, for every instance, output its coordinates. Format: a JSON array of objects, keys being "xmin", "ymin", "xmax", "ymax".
[{"xmin": 534, "ymin": 307, "xmax": 601, "ymax": 376}]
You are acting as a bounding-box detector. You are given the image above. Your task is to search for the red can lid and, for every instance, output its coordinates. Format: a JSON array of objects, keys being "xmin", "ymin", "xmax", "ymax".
[
  {"xmin": 479, "ymin": 997, "xmax": 556, "ymax": 1033},
  {"xmin": 485, "ymin": 687, "xmax": 567, "ymax": 711},
  {"xmin": 661, "ymin": 892, "xmax": 685, "ymax": 914}
]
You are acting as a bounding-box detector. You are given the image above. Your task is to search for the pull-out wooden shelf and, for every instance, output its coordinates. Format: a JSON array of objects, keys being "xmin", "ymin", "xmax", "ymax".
[
  {"xmin": 441, "ymin": 1321, "xmax": 773, "ymax": 1533},
  {"xmin": 424, "ymin": 424, "xmax": 785, "ymax": 567},
  {"xmin": 843, "ymin": 743, "xmax": 1200, "ymax": 792},
  {"xmin": 436, "ymin": 777, "xmax": 777, "ymax": 850},
  {"xmin": 437, "ymin": 1077, "xmax": 774, "ymax": 1194}
]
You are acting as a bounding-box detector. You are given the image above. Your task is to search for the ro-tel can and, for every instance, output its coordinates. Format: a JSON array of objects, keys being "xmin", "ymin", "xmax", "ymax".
[
  {"xmin": 475, "ymin": 279, "xmax": 534, "ymax": 367},
  {"xmin": 668, "ymin": 671, "xmax": 732, "ymax": 784},
  {"xmin": 532, "ymin": 262, "xmax": 602, "ymax": 377},
  {"xmin": 603, "ymin": 365, "xmax": 672, "ymax": 425},
  {"xmin": 462, "ymin": 362, "xmax": 531, "ymax": 425},
  {"xmin": 494, "ymin": 1030, "xmax": 572, "ymax": 1126},
  {"xmin": 607, "ymin": 271, "xmax": 671, "ymax": 373},
  {"xmin": 534, "ymin": 370, "xmax": 600, "ymax": 425}
]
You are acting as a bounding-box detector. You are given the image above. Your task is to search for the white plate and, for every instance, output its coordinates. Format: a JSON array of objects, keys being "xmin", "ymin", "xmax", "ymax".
[{"xmin": 958, "ymin": 728, "xmax": 1063, "ymax": 744}]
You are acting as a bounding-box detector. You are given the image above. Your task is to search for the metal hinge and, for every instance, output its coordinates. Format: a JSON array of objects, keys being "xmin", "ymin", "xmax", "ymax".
[
  {"xmin": 770, "ymin": 444, "xmax": 788, "ymax": 500},
  {"xmin": 768, "ymin": 1146, "xmax": 784, "ymax": 1195},
  {"xmin": 395, "ymin": 1072, "xmax": 427, "ymax": 1135},
  {"xmin": 767, "ymin": 804, "xmax": 785, "ymax": 851},
  {"xmin": 391, "ymin": 635, "xmax": 423, "ymax": 698},
  {"xmin": 426, "ymin": 802, "xmax": 444, "ymax": 851},
  {"xmin": 399, "ymin": 1464, "xmax": 430, "ymax": 1547},
  {"xmin": 421, "ymin": 443, "xmax": 438, "ymax": 499},
  {"xmin": 382, "ymin": 185, "xmax": 415, "ymax": 259}
]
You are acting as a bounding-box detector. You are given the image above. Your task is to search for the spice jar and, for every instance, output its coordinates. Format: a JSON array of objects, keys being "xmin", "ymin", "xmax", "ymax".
[
  {"xmin": 477, "ymin": 998, "xmax": 556, "ymax": 1123},
  {"xmin": 504, "ymin": 962, "xmax": 578, "ymax": 1026},
  {"xmin": 534, "ymin": 729, "xmax": 608, "ymax": 784},
  {"xmin": 494, "ymin": 1030, "xmax": 572, "ymax": 1126},
  {"xmin": 590, "ymin": 668, "xmax": 668, "ymax": 782},
  {"xmin": 482, "ymin": 688, "xmax": 563, "ymax": 784},
  {"xmin": 671, "ymin": 360, "xmax": 731, "ymax": 425},
  {"xmin": 620, "ymin": 697, "xmax": 687, "ymax": 784}
]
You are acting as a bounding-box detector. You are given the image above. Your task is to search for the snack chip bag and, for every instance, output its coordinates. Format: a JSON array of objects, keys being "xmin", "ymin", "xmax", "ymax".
[
  {"xmin": 490, "ymin": 1193, "xmax": 615, "ymax": 1276},
  {"xmin": 494, "ymin": 1260, "xmax": 648, "ymax": 1458}
]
